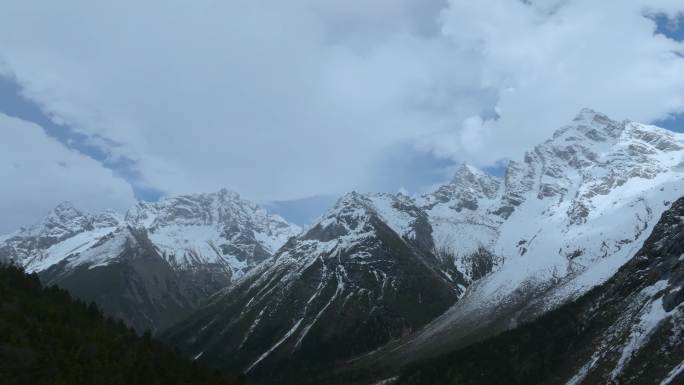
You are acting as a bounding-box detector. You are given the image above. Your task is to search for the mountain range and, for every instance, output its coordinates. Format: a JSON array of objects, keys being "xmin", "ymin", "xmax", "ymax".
[
  {"xmin": 2, "ymin": 109, "xmax": 683, "ymax": 384},
  {"xmin": 0, "ymin": 189, "xmax": 299, "ymax": 333}
]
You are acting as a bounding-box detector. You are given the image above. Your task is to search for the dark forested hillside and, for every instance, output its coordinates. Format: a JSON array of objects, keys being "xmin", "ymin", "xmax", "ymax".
[{"xmin": 0, "ymin": 265, "xmax": 243, "ymax": 385}]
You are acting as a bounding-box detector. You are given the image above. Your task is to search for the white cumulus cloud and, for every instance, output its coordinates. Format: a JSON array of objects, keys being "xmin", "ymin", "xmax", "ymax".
[{"xmin": 0, "ymin": 0, "xmax": 681, "ymax": 204}]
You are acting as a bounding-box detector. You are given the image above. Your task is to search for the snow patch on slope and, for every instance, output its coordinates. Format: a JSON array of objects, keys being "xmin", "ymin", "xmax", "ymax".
[{"xmin": 25, "ymin": 226, "xmax": 118, "ymax": 272}]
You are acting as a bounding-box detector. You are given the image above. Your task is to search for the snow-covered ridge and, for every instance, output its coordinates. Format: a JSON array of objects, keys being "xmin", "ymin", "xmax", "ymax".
[{"xmin": 0, "ymin": 189, "xmax": 301, "ymax": 281}]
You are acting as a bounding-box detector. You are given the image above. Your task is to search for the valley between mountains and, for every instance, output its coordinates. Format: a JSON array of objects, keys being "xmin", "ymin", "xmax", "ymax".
[{"xmin": 2, "ymin": 109, "xmax": 683, "ymax": 384}]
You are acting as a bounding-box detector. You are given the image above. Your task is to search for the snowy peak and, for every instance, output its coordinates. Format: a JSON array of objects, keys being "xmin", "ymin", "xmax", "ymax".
[
  {"xmin": 15, "ymin": 201, "xmax": 92, "ymax": 242},
  {"xmin": 46, "ymin": 201, "xmax": 86, "ymax": 224},
  {"xmin": 326, "ymin": 191, "xmax": 374, "ymax": 221},
  {"xmin": 301, "ymin": 192, "xmax": 382, "ymax": 244},
  {"xmin": 424, "ymin": 163, "xmax": 501, "ymax": 216},
  {"xmin": 450, "ymin": 162, "xmax": 501, "ymax": 199},
  {"xmin": 553, "ymin": 108, "xmax": 625, "ymax": 142},
  {"xmin": 39, "ymin": 201, "xmax": 121, "ymax": 232},
  {"xmin": 498, "ymin": 111, "xmax": 684, "ymax": 211},
  {"xmin": 125, "ymin": 188, "xmax": 246, "ymax": 227},
  {"xmin": 124, "ymin": 189, "xmax": 299, "ymax": 264},
  {"xmin": 304, "ymin": 191, "xmax": 434, "ymax": 252},
  {"xmin": 546, "ymin": 109, "xmax": 681, "ymax": 164},
  {"xmin": 125, "ymin": 188, "xmax": 295, "ymax": 240},
  {"xmin": 36, "ymin": 201, "xmax": 91, "ymax": 238}
]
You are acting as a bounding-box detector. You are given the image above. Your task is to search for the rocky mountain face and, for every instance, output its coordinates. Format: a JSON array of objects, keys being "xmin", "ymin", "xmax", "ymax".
[
  {"xmin": 392, "ymin": 196, "xmax": 684, "ymax": 385},
  {"xmin": 0, "ymin": 189, "xmax": 300, "ymax": 333},
  {"xmin": 162, "ymin": 192, "xmax": 461, "ymax": 384}
]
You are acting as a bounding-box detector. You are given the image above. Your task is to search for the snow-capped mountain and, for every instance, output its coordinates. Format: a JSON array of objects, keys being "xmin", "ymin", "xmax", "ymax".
[
  {"xmin": 0, "ymin": 202, "xmax": 123, "ymax": 270},
  {"xmin": 352, "ymin": 109, "xmax": 684, "ymax": 376},
  {"xmin": 416, "ymin": 109, "xmax": 683, "ymax": 286},
  {"xmin": 0, "ymin": 189, "xmax": 300, "ymax": 332},
  {"xmin": 162, "ymin": 192, "xmax": 461, "ymax": 383},
  {"xmin": 161, "ymin": 110, "xmax": 684, "ymax": 384},
  {"xmin": 124, "ymin": 188, "xmax": 299, "ymax": 280}
]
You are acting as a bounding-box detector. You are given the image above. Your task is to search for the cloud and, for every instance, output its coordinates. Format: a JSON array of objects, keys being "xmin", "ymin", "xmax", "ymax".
[
  {"xmin": 0, "ymin": 0, "xmax": 682, "ymax": 203},
  {"xmin": 0, "ymin": 113, "xmax": 136, "ymax": 232},
  {"xmin": 426, "ymin": 0, "xmax": 684, "ymax": 164},
  {"xmin": 0, "ymin": 1, "xmax": 485, "ymax": 201}
]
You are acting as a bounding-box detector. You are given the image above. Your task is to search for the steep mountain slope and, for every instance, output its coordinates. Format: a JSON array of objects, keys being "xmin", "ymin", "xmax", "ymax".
[
  {"xmin": 355, "ymin": 109, "xmax": 684, "ymax": 371},
  {"xmin": 162, "ymin": 192, "xmax": 461, "ymax": 384},
  {"xmin": 37, "ymin": 226, "xmax": 211, "ymax": 333},
  {"xmin": 0, "ymin": 264, "xmax": 243, "ymax": 385},
  {"xmin": 392, "ymin": 196, "xmax": 684, "ymax": 385},
  {"xmin": 0, "ymin": 189, "xmax": 300, "ymax": 332},
  {"xmin": 418, "ymin": 162, "xmax": 502, "ymax": 272}
]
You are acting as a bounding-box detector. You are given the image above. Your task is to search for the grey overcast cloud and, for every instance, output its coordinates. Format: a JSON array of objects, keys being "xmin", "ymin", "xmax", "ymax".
[{"xmin": 1, "ymin": 0, "xmax": 683, "ymax": 231}]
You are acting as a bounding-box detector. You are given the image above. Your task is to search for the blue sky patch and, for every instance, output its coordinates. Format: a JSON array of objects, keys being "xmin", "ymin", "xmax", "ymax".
[
  {"xmin": 654, "ymin": 113, "xmax": 684, "ymax": 133},
  {"xmin": 653, "ymin": 13, "xmax": 684, "ymax": 41}
]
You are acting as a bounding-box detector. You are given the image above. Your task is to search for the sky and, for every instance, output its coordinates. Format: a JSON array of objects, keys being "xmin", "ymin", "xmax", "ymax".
[{"xmin": 0, "ymin": 0, "xmax": 683, "ymax": 231}]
